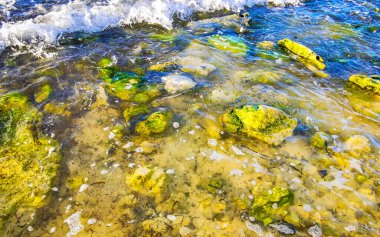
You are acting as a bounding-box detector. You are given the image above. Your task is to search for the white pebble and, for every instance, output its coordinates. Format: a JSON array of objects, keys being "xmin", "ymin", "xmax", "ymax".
[
  {"xmin": 230, "ymin": 169, "xmax": 243, "ymax": 177},
  {"xmin": 52, "ymin": 187, "xmax": 58, "ymax": 192},
  {"xmin": 123, "ymin": 142, "xmax": 134, "ymax": 149},
  {"xmin": 167, "ymin": 215, "xmax": 176, "ymax": 221},
  {"xmin": 135, "ymin": 147, "xmax": 143, "ymax": 153},
  {"xmin": 307, "ymin": 225, "xmax": 322, "ymax": 237},
  {"xmin": 27, "ymin": 226, "xmax": 33, "ymax": 232},
  {"xmin": 188, "ymin": 130, "xmax": 195, "ymax": 135},
  {"xmin": 78, "ymin": 184, "xmax": 89, "ymax": 193},
  {"xmin": 50, "ymin": 227, "xmax": 56, "ymax": 234},
  {"xmin": 100, "ymin": 170, "xmax": 108, "ymax": 175},
  {"xmin": 166, "ymin": 169, "xmax": 175, "ymax": 174},
  {"xmin": 128, "ymin": 163, "xmax": 136, "ymax": 168},
  {"xmin": 208, "ymin": 139, "xmax": 218, "ymax": 146},
  {"xmin": 303, "ymin": 204, "xmax": 312, "ymax": 212},
  {"xmin": 87, "ymin": 218, "xmax": 97, "ymax": 225},
  {"xmin": 173, "ymin": 122, "xmax": 180, "ymax": 128},
  {"xmin": 245, "ymin": 221, "xmax": 263, "ymax": 236}
]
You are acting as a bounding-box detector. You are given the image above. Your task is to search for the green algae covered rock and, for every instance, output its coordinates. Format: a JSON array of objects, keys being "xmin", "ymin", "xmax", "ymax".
[
  {"xmin": 222, "ymin": 105, "xmax": 297, "ymax": 146},
  {"xmin": 310, "ymin": 132, "xmax": 333, "ymax": 149},
  {"xmin": 349, "ymin": 74, "xmax": 380, "ymax": 95},
  {"xmin": 278, "ymin": 38, "xmax": 326, "ymax": 71},
  {"xmin": 126, "ymin": 166, "xmax": 169, "ymax": 201},
  {"xmin": 0, "ymin": 93, "xmax": 61, "ymax": 231},
  {"xmin": 135, "ymin": 111, "xmax": 172, "ymax": 136},
  {"xmin": 34, "ymin": 84, "xmax": 52, "ymax": 103},
  {"xmin": 208, "ymin": 35, "xmax": 249, "ymax": 55},
  {"xmin": 123, "ymin": 104, "xmax": 150, "ymax": 122},
  {"xmin": 249, "ymin": 187, "xmax": 294, "ymax": 226},
  {"xmin": 198, "ymin": 174, "xmax": 226, "ymax": 195}
]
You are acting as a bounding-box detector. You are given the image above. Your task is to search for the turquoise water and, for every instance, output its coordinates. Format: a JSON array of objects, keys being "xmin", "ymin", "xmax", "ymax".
[{"xmin": 0, "ymin": 0, "xmax": 379, "ymax": 236}]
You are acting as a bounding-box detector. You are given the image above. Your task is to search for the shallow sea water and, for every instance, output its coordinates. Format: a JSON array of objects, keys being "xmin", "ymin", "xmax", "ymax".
[{"xmin": 0, "ymin": 0, "xmax": 380, "ymax": 236}]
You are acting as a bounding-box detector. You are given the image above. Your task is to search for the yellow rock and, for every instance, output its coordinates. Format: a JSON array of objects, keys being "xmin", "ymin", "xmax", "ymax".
[
  {"xmin": 278, "ymin": 38, "xmax": 326, "ymax": 70},
  {"xmin": 148, "ymin": 61, "xmax": 176, "ymax": 72},
  {"xmin": 256, "ymin": 41, "xmax": 275, "ymax": 50},
  {"xmin": 126, "ymin": 167, "xmax": 169, "ymax": 201},
  {"xmin": 349, "ymin": 74, "xmax": 380, "ymax": 95}
]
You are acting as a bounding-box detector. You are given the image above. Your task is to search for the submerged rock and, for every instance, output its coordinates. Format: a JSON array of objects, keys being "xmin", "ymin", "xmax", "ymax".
[
  {"xmin": 249, "ymin": 187, "xmax": 294, "ymax": 226},
  {"xmin": 343, "ymin": 135, "xmax": 372, "ymax": 157},
  {"xmin": 135, "ymin": 111, "xmax": 172, "ymax": 136},
  {"xmin": 177, "ymin": 56, "xmax": 216, "ymax": 77},
  {"xmin": 148, "ymin": 61, "xmax": 176, "ymax": 72},
  {"xmin": 126, "ymin": 166, "xmax": 169, "ymax": 200},
  {"xmin": 256, "ymin": 41, "xmax": 275, "ymax": 50},
  {"xmin": 0, "ymin": 93, "xmax": 61, "ymax": 233},
  {"xmin": 222, "ymin": 105, "xmax": 297, "ymax": 145},
  {"xmin": 349, "ymin": 74, "xmax": 380, "ymax": 95},
  {"xmin": 234, "ymin": 70, "xmax": 285, "ymax": 85},
  {"xmin": 34, "ymin": 84, "xmax": 52, "ymax": 103},
  {"xmin": 162, "ymin": 74, "xmax": 196, "ymax": 94},
  {"xmin": 208, "ymin": 35, "xmax": 249, "ymax": 55},
  {"xmin": 278, "ymin": 38, "xmax": 327, "ymax": 77},
  {"xmin": 123, "ymin": 104, "xmax": 150, "ymax": 122},
  {"xmin": 310, "ymin": 132, "xmax": 333, "ymax": 149}
]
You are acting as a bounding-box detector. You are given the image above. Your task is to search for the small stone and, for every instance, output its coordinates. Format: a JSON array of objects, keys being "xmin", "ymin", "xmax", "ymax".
[
  {"xmin": 167, "ymin": 215, "xmax": 176, "ymax": 221},
  {"xmin": 50, "ymin": 227, "xmax": 56, "ymax": 234},
  {"xmin": 27, "ymin": 226, "xmax": 33, "ymax": 232},
  {"xmin": 208, "ymin": 139, "xmax": 218, "ymax": 147},
  {"xmin": 307, "ymin": 225, "xmax": 322, "ymax": 237},
  {"xmin": 87, "ymin": 218, "xmax": 97, "ymax": 225},
  {"xmin": 270, "ymin": 223, "xmax": 295, "ymax": 235},
  {"xmin": 79, "ymin": 184, "xmax": 89, "ymax": 193},
  {"xmin": 173, "ymin": 122, "xmax": 180, "ymax": 128}
]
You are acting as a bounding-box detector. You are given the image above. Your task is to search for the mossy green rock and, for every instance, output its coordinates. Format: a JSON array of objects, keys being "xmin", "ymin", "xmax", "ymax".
[
  {"xmin": 310, "ymin": 132, "xmax": 333, "ymax": 149},
  {"xmin": 0, "ymin": 93, "xmax": 61, "ymax": 230},
  {"xmin": 278, "ymin": 38, "xmax": 326, "ymax": 70},
  {"xmin": 126, "ymin": 166, "xmax": 169, "ymax": 200},
  {"xmin": 135, "ymin": 111, "xmax": 172, "ymax": 136},
  {"xmin": 208, "ymin": 35, "xmax": 249, "ymax": 55},
  {"xmin": 222, "ymin": 105, "xmax": 297, "ymax": 146},
  {"xmin": 349, "ymin": 74, "xmax": 380, "ymax": 95},
  {"xmin": 34, "ymin": 84, "xmax": 52, "ymax": 103},
  {"xmin": 123, "ymin": 104, "xmax": 150, "ymax": 122},
  {"xmin": 249, "ymin": 187, "xmax": 294, "ymax": 226}
]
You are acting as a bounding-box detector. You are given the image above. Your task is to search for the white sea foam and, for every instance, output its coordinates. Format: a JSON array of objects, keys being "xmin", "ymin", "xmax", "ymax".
[{"xmin": 0, "ymin": 0, "xmax": 301, "ymax": 51}]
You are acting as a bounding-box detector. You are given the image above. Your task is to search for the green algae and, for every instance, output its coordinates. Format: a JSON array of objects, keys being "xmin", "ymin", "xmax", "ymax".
[
  {"xmin": 310, "ymin": 132, "xmax": 332, "ymax": 149},
  {"xmin": 44, "ymin": 102, "xmax": 72, "ymax": 117},
  {"xmin": 135, "ymin": 111, "xmax": 172, "ymax": 136},
  {"xmin": 0, "ymin": 93, "xmax": 61, "ymax": 233},
  {"xmin": 208, "ymin": 35, "xmax": 249, "ymax": 55},
  {"xmin": 222, "ymin": 105, "xmax": 297, "ymax": 146},
  {"xmin": 199, "ymin": 174, "xmax": 226, "ymax": 195},
  {"xmin": 34, "ymin": 84, "xmax": 52, "ymax": 103},
  {"xmin": 123, "ymin": 104, "xmax": 150, "ymax": 122},
  {"xmin": 126, "ymin": 166, "xmax": 169, "ymax": 201},
  {"xmin": 249, "ymin": 187, "xmax": 294, "ymax": 226}
]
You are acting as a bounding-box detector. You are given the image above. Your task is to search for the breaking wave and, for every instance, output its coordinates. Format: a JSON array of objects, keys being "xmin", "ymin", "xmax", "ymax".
[{"xmin": 0, "ymin": 0, "xmax": 301, "ymax": 51}]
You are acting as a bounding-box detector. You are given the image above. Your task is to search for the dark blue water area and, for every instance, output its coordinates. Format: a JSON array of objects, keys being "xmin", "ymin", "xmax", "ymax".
[{"xmin": 244, "ymin": 0, "xmax": 380, "ymax": 80}]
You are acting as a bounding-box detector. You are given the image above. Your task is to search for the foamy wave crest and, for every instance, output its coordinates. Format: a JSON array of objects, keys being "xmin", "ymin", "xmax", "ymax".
[{"xmin": 0, "ymin": 0, "xmax": 300, "ymax": 51}]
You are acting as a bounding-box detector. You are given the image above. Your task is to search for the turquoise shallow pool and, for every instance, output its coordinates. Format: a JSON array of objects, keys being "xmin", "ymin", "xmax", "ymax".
[{"xmin": 0, "ymin": 0, "xmax": 379, "ymax": 236}]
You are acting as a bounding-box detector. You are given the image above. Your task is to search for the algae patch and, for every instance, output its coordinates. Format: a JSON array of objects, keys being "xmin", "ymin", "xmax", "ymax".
[
  {"xmin": 222, "ymin": 105, "xmax": 297, "ymax": 145},
  {"xmin": 0, "ymin": 93, "xmax": 61, "ymax": 232}
]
